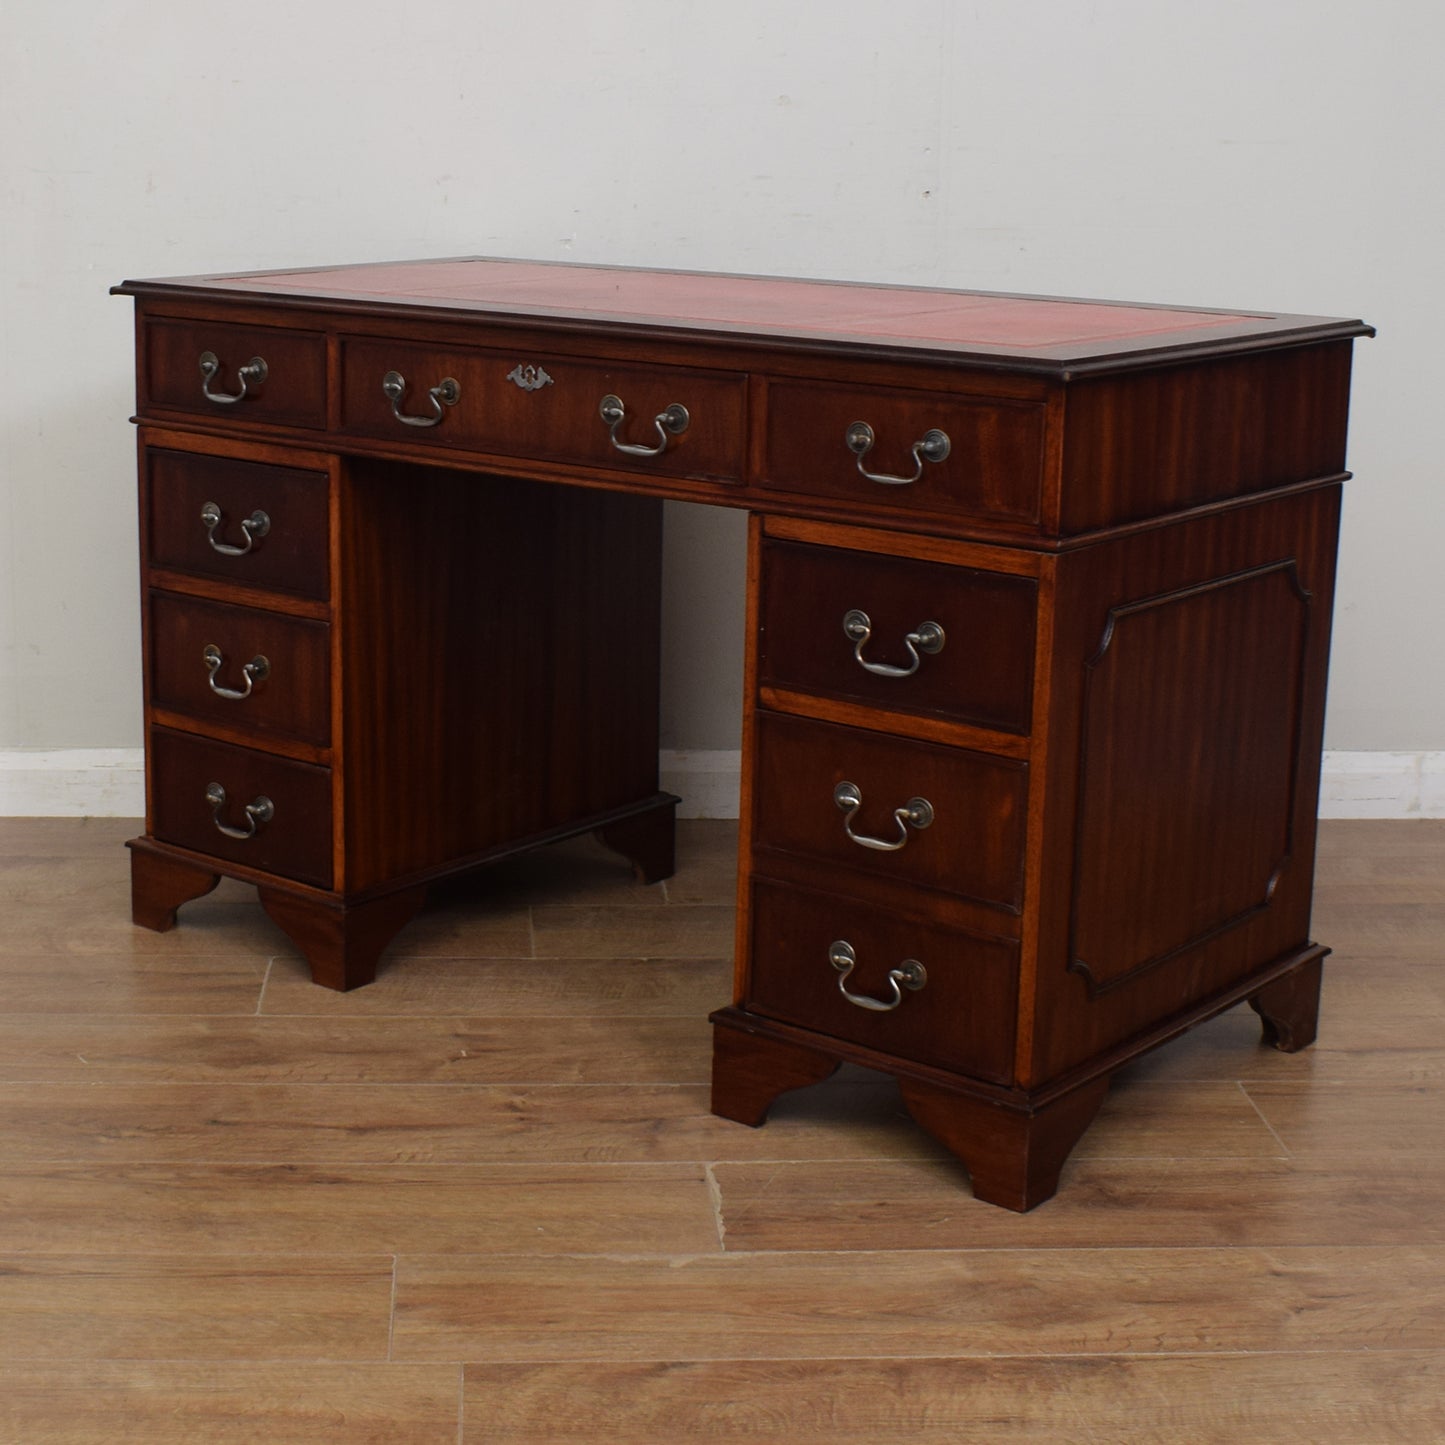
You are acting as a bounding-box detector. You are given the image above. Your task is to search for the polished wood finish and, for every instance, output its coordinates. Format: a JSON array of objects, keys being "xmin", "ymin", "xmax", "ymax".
[
  {"xmin": 339, "ymin": 336, "xmax": 748, "ymax": 483},
  {"xmin": 148, "ymin": 727, "xmax": 333, "ymax": 889},
  {"xmin": 148, "ymin": 591, "xmax": 331, "ymax": 749},
  {"xmin": 115, "ymin": 257, "xmax": 1369, "ymax": 1208},
  {"xmin": 144, "ymin": 447, "xmax": 330, "ymax": 601},
  {"xmin": 752, "ymin": 712, "xmax": 1027, "ymax": 909},
  {"xmin": 708, "ymin": 1015, "xmax": 842, "ymax": 1127},
  {"xmin": 257, "ymin": 884, "xmax": 428, "ymax": 992},
  {"xmin": 757, "ymin": 537, "xmax": 1037, "ymax": 733},
  {"xmin": 141, "ymin": 314, "xmax": 327, "ymax": 429},
  {"xmin": 741, "ymin": 876, "xmax": 1019, "ymax": 1080},
  {"xmin": 126, "ymin": 838, "xmax": 220, "ymax": 930},
  {"xmin": 1058, "ymin": 341, "xmax": 1356, "ymax": 533},
  {"xmin": 898, "ymin": 1072, "xmax": 1111, "ymax": 1211},
  {"xmin": 1250, "ymin": 952, "xmax": 1324, "ymax": 1052},
  {"xmin": 4, "ymin": 816, "xmax": 1441, "ymax": 1439},
  {"xmin": 758, "ymin": 377, "xmax": 1047, "ymax": 527}
]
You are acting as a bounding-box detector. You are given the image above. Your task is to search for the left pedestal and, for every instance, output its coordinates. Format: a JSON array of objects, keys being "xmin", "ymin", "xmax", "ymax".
[{"xmin": 131, "ymin": 433, "xmax": 674, "ymax": 990}]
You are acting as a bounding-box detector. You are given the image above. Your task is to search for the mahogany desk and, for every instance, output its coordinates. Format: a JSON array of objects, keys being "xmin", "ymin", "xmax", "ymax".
[{"xmin": 113, "ymin": 258, "xmax": 1370, "ymax": 1210}]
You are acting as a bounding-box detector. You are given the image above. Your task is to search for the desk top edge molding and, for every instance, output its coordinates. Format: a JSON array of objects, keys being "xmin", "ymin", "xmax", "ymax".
[{"xmin": 112, "ymin": 255, "xmax": 1373, "ymax": 380}]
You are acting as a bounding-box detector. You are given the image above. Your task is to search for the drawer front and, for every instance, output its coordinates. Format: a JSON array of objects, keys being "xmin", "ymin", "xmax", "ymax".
[
  {"xmin": 149, "ymin": 728, "xmax": 332, "ymax": 888},
  {"xmin": 149, "ymin": 593, "xmax": 331, "ymax": 747},
  {"xmin": 339, "ymin": 336, "xmax": 746, "ymax": 483},
  {"xmin": 760, "ymin": 378, "xmax": 1045, "ymax": 527},
  {"xmin": 753, "ymin": 713, "xmax": 1026, "ymax": 910},
  {"xmin": 146, "ymin": 449, "xmax": 330, "ymax": 601},
  {"xmin": 746, "ymin": 876, "xmax": 1018, "ymax": 1082},
  {"xmin": 142, "ymin": 317, "xmax": 327, "ymax": 429},
  {"xmin": 759, "ymin": 538, "xmax": 1037, "ymax": 733}
]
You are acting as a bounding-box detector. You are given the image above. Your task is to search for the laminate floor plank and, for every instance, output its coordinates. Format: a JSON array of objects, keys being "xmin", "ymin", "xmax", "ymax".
[
  {"xmin": 0, "ymin": 1362, "xmax": 460, "ymax": 1445},
  {"xmin": 1243, "ymin": 1079, "xmax": 1445, "ymax": 1156},
  {"xmin": 461, "ymin": 1351, "xmax": 1445, "ymax": 1443},
  {"xmin": 713, "ymin": 1155, "xmax": 1445, "ymax": 1250},
  {"xmin": 0, "ymin": 952, "xmax": 267, "ymax": 1014},
  {"xmin": 1, "ymin": 1162, "xmax": 721, "ymax": 1256},
  {"xmin": 260, "ymin": 954, "xmax": 731, "ymax": 1017},
  {"xmin": 0, "ymin": 816, "xmax": 1438, "ymax": 1438},
  {"xmin": 0, "ymin": 1076, "xmax": 935, "ymax": 1164},
  {"xmin": 0, "ymin": 1254, "xmax": 393, "ymax": 1361},
  {"xmin": 391, "ymin": 1245, "xmax": 1445, "ymax": 1361},
  {"xmin": 0, "ymin": 816, "xmax": 139, "ymax": 855},
  {"xmin": 0, "ymin": 1013, "xmax": 713, "ymax": 1083},
  {"xmin": 0, "ymin": 893, "xmax": 291, "ymax": 956},
  {"xmin": 1114, "ymin": 997, "xmax": 1445, "ymax": 1086},
  {"xmin": 529, "ymin": 904, "xmax": 736, "ymax": 959}
]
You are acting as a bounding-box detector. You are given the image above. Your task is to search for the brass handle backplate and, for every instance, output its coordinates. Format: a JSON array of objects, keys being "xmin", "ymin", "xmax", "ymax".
[
  {"xmin": 200, "ymin": 351, "xmax": 268, "ymax": 405},
  {"xmin": 205, "ymin": 782, "xmax": 274, "ymax": 840},
  {"xmin": 382, "ymin": 370, "xmax": 461, "ymax": 427},
  {"xmin": 833, "ymin": 780, "xmax": 934, "ymax": 852},
  {"xmin": 844, "ymin": 420, "xmax": 950, "ymax": 485},
  {"xmin": 202, "ymin": 644, "xmax": 269, "ymax": 701},
  {"xmin": 829, "ymin": 939, "xmax": 927, "ymax": 1012},
  {"xmin": 200, "ymin": 502, "xmax": 270, "ymax": 557},
  {"xmin": 843, "ymin": 609, "xmax": 945, "ymax": 678},
  {"xmin": 598, "ymin": 394, "xmax": 690, "ymax": 457}
]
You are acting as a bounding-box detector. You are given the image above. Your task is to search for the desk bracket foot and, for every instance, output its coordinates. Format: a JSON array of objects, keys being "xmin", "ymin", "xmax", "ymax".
[
  {"xmin": 897, "ymin": 1075, "xmax": 1111, "ymax": 1213},
  {"xmin": 128, "ymin": 840, "xmax": 221, "ymax": 931},
  {"xmin": 1249, "ymin": 951, "xmax": 1324, "ymax": 1052},
  {"xmin": 709, "ymin": 1011, "xmax": 842, "ymax": 1126},
  {"xmin": 593, "ymin": 794, "xmax": 680, "ymax": 884},
  {"xmin": 257, "ymin": 886, "xmax": 429, "ymax": 992}
]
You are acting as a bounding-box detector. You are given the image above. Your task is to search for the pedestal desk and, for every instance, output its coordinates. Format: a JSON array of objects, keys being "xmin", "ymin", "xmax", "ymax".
[{"xmin": 113, "ymin": 258, "xmax": 1370, "ymax": 1210}]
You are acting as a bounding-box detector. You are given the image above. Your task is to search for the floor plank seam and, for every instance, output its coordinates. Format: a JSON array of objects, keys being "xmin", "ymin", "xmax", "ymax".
[
  {"xmin": 703, "ymin": 1163, "xmax": 727, "ymax": 1251},
  {"xmin": 1236, "ymin": 1080, "xmax": 1294, "ymax": 1155}
]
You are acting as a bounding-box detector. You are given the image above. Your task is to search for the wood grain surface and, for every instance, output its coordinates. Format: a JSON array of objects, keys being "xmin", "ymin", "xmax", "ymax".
[{"xmin": 0, "ymin": 816, "xmax": 1440, "ymax": 1440}]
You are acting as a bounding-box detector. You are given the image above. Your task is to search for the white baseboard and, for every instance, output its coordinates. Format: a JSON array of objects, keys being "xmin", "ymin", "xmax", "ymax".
[
  {"xmin": 660, "ymin": 749, "xmax": 741, "ymax": 819},
  {"xmin": 1317, "ymin": 750, "xmax": 1445, "ymax": 820},
  {"xmin": 2, "ymin": 747, "xmax": 1441, "ymax": 821},
  {"xmin": 0, "ymin": 749, "xmax": 146, "ymax": 817}
]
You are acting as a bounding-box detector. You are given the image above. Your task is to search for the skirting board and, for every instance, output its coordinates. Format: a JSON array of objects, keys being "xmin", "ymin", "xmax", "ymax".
[{"xmin": 0, "ymin": 748, "xmax": 1440, "ymax": 820}]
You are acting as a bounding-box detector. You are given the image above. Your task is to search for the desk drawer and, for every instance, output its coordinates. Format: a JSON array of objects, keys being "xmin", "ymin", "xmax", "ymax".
[
  {"xmin": 759, "ymin": 538, "xmax": 1037, "ymax": 733},
  {"xmin": 338, "ymin": 336, "xmax": 746, "ymax": 483},
  {"xmin": 753, "ymin": 713, "xmax": 1026, "ymax": 910},
  {"xmin": 149, "ymin": 728, "xmax": 332, "ymax": 888},
  {"xmin": 760, "ymin": 378, "xmax": 1045, "ymax": 527},
  {"xmin": 149, "ymin": 593, "xmax": 331, "ymax": 748},
  {"xmin": 746, "ymin": 876, "xmax": 1018, "ymax": 1082},
  {"xmin": 142, "ymin": 317, "xmax": 327, "ymax": 429},
  {"xmin": 145, "ymin": 449, "xmax": 330, "ymax": 601}
]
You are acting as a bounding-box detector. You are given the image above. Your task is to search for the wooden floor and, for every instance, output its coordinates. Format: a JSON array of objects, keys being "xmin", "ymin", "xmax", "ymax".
[{"xmin": 0, "ymin": 817, "xmax": 1441, "ymax": 1441}]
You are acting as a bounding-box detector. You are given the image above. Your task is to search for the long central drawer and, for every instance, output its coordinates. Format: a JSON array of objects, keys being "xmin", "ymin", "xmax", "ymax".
[{"xmin": 338, "ymin": 336, "xmax": 747, "ymax": 483}]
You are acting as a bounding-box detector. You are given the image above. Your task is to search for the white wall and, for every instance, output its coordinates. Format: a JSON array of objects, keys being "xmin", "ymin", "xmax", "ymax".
[{"xmin": 3, "ymin": 1, "xmax": 1441, "ymax": 779}]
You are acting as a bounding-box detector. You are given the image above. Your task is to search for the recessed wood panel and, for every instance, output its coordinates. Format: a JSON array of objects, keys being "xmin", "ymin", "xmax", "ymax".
[{"xmin": 1068, "ymin": 562, "xmax": 1311, "ymax": 995}]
